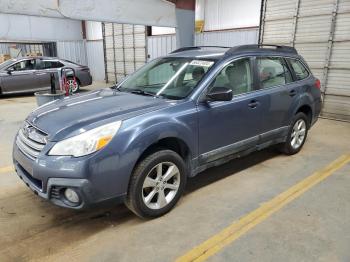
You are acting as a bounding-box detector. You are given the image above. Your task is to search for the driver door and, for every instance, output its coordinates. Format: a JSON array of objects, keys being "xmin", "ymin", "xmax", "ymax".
[
  {"xmin": 197, "ymin": 57, "xmax": 264, "ymax": 164},
  {"xmin": 2, "ymin": 59, "xmax": 39, "ymax": 93}
]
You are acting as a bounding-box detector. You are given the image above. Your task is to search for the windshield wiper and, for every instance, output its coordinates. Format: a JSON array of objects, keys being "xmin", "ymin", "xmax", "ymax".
[
  {"xmin": 130, "ymin": 89, "xmax": 158, "ymax": 97},
  {"xmin": 110, "ymin": 85, "xmax": 121, "ymax": 90}
]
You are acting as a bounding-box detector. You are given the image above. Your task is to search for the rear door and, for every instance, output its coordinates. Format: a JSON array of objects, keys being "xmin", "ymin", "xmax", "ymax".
[
  {"xmin": 1, "ymin": 59, "xmax": 39, "ymax": 93},
  {"xmin": 254, "ymin": 56, "xmax": 298, "ymax": 142},
  {"xmin": 35, "ymin": 59, "xmax": 64, "ymax": 90}
]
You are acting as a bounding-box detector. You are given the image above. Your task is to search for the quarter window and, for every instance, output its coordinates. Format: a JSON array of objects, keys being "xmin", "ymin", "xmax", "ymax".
[
  {"xmin": 289, "ymin": 59, "xmax": 309, "ymax": 80},
  {"xmin": 210, "ymin": 58, "xmax": 253, "ymax": 96},
  {"xmin": 257, "ymin": 57, "xmax": 292, "ymax": 89}
]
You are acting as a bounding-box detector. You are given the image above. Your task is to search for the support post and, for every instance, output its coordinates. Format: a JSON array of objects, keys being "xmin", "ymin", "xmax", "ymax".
[{"xmin": 175, "ymin": 0, "xmax": 195, "ymax": 48}]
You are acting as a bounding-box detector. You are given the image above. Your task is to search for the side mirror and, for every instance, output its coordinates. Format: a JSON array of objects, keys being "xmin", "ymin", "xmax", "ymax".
[
  {"xmin": 206, "ymin": 86, "xmax": 233, "ymax": 102},
  {"xmin": 6, "ymin": 67, "xmax": 14, "ymax": 74}
]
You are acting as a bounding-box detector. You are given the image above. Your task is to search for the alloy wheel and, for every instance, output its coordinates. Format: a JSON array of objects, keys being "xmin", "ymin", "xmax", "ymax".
[
  {"xmin": 68, "ymin": 79, "xmax": 79, "ymax": 93},
  {"xmin": 142, "ymin": 162, "xmax": 181, "ymax": 210},
  {"xmin": 290, "ymin": 119, "xmax": 306, "ymax": 149}
]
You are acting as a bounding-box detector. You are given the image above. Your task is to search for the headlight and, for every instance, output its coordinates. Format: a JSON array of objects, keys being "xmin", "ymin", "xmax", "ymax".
[{"xmin": 49, "ymin": 121, "xmax": 122, "ymax": 157}]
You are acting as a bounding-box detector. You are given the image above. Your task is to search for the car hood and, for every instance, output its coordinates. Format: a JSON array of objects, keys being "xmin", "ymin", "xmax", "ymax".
[{"xmin": 27, "ymin": 88, "xmax": 177, "ymax": 141}]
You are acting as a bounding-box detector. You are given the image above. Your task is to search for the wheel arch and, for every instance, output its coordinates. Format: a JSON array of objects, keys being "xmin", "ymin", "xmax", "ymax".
[
  {"xmin": 136, "ymin": 137, "xmax": 191, "ymax": 165},
  {"xmin": 296, "ymin": 104, "xmax": 313, "ymax": 126}
]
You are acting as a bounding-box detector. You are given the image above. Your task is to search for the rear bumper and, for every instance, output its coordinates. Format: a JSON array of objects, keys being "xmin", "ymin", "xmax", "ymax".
[
  {"xmin": 311, "ymin": 97, "xmax": 322, "ymax": 127},
  {"xmin": 78, "ymin": 73, "xmax": 93, "ymax": 86}
]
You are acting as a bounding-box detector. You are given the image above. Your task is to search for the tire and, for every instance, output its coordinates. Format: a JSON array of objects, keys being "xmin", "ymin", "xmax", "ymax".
[
  {"xmin": 67, "ymin": 77, "xmax": 80, "ymax": 93},
  {"xmin": 125, "ymin": 149, "xmax": 187, "ymax": 218},
  {"xmin": 280, "ymin": 112, "xmax": 309, "ymax": 155}
]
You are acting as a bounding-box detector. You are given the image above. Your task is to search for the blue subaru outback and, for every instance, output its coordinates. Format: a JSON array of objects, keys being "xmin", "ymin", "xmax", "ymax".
[{"xmin": 13, "ymin": 45, "xmax": 322, "ymax": 218}]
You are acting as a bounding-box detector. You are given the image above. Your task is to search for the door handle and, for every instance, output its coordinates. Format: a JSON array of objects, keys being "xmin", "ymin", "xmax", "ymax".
[
  {"xmin": 248, "ymin": 100, "xmax": 259, "ymax": 109},
  {"xmin": 35, "ymin": 72, "xmax": 46, "ymax": 76},
  {"xmin": 289, "ymin": 89, "xmax": 297, "ymax": 97}
]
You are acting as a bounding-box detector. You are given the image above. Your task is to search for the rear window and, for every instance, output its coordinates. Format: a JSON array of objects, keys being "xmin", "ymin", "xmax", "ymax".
[
  {"xmin": 40, "ymin": 60, "xmax": 64, "ymax": 69},
  {"xmin": 257, "ymin": 57, "xmax": 292, "ymax": 89},
  {"xmin": 62, "ymin": 59, "xmax": 81, "ymax": 66},
  {"xmin": 288, "ymin": 58, "xmax": 309, "ymax": 80}
]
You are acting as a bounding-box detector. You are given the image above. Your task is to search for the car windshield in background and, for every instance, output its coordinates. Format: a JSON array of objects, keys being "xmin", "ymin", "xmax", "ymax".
[
  {"xmin": 117, "ymin": 57, "xmax": 215, "ymax": 100},
  {"xmin": 0, "ymin": 59, "xmax": 15, "ymax": 70}
]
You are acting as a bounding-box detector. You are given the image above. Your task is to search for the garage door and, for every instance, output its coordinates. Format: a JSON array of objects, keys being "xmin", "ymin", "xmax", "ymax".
[
  {"xmin": 260, "ymin": 0, "xmax": 350, "ymax": 121},
  {"xmin": 102, "ymin": 23, "xmax": 147, "ymax": 83}
]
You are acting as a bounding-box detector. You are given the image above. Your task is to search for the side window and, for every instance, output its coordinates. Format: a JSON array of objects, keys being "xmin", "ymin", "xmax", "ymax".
[
  {"xmin": 257, "ymin": 57, "xmax": 292, "ymax": 89},
  {"xmin": 10, "ymin": 59, "xmax": 36, "ymax": 71},
  {"xmin": 210, "ymin": 58, "xmax": 253, "ymax": 96},
  {"xmin": 289, "ymin": 59, "xmax": 309, "ymax": 80},
  {"xmin": 41, "ymin": 61, "xmax": 64, "ymax": 69}
]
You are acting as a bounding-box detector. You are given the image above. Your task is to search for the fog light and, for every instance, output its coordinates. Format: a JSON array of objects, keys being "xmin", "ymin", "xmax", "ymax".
[{"xmin": 64, "ymin": 188, "xmax": 80, "ymax": 203}]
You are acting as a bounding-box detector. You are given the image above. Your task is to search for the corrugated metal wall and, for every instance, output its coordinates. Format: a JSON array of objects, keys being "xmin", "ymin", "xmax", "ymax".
[
  {"xmin": 86, "ymin": 40, "xmax": 105, "ymax": 81},
  {"xmin": 56, "ymin": 40, "xmax": 88, "ymax": 66},
  {"xmin": 260, "ymin": 0, "xmax": 350, "ymax": 121},
  {"xmin": 147, "ymin": 28, "xmax": 259, "ymax": 61},
  {"xmin": 0, "ymin": 43, "xmax": 9, "ymax": 54},
  {"xmin": 103, "ymin": 23, "xmax": 147, "ymax": 83},
  {"xmin": 147, "ymin": 34, "xmax": 177, "ymax": 61}
]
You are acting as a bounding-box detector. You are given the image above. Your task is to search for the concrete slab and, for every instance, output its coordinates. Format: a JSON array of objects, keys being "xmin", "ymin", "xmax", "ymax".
[
  {"xmin": 209, "ymin": 164, "xmax": 350, "ymax": 262},
  {"xmin": 0, "ymin": 89, "xmax": 349, "ymax": 261}
]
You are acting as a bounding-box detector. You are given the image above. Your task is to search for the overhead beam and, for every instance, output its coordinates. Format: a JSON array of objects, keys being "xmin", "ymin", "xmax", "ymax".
[{"xmin": 0, "ymin": 0, "xmax": 176, "ymax": 27}]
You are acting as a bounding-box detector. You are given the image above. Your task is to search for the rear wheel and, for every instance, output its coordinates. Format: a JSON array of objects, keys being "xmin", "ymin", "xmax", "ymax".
[
  {"xmin": 280, "ymin": 112, "xmax": 309, "ymax": 155},
  {"xmin": 125, "ymin": 149, "xmax": 187, "ymax": 218}
]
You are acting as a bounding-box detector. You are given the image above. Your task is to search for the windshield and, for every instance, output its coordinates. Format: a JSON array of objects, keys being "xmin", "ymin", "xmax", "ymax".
[
  {"xmin": 0, "ymin": 59, "xmax": 15, "ymax": 70},
  {"xmin": 117, "ymin": 57, "xmax": 215, "ymax": 100}
]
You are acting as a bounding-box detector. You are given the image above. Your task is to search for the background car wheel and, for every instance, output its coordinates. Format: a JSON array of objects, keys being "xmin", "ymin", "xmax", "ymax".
[
  {"xmin": 67, "ymin": 77, "xmax": 80, "ymax": 93},
  {"xmin": 280, "ymin": 112, "xmax": 309, "ymax": 155},
  {"xmin": 125, "ymin": 149, "xmax": 187, "ymax": 219}
]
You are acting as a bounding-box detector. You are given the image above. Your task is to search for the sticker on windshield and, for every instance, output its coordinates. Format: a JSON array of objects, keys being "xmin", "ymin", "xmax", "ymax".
[{"xmin": 190, "ymin": 60, "xmax": 214, "ymax": 67}]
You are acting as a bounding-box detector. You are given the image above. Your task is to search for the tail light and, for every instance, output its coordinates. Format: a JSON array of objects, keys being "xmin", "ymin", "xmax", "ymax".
[{"xmin": 314, "ymin": 78, "xmax": 321, "ymax": 89}]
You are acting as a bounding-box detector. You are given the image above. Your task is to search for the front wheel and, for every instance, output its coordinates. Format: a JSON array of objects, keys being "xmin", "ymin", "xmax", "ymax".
[
  {"xmin": 280, "ymin": 112, "xmax": 309, "ymax": 155},
  {"xmin": 67, "ymin": 77, "xmax": 80, "ymax": 93},
  {"xmin": 125, "ymin": 150, "xmax": 187, "ymax": 218}
]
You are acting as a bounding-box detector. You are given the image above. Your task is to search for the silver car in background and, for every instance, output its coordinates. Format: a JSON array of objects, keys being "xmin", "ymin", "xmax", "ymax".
[{"xmin": 0, "ymin": 56, "xmax": 92, "ymax": 94}]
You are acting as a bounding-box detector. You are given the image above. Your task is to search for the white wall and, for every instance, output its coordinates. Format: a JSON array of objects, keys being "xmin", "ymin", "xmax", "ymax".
[
  {"xmin": 85, "ymin": 21, "xmax": 105, "ymax": 81},
  {"xmin": 195, "ymin": 28, "xmax": 259, "ymax": 46},
  {"xmin": 147, "ymin": 28, "xmax": 259, "ymax": 61},
  {"xmin": 196, "ymin": 0, "xmax": 261, "ymax": 31},
  {"xmin": 152, "ymin": 27, "xmax": 176, "ymax": 35},
  {"xmin": 86, "ymin": 21, "xmax": 103, "ymax": 40},
  {"xmin": 0, "ymin": 13, "xmax": 83, "ymax": 41}
]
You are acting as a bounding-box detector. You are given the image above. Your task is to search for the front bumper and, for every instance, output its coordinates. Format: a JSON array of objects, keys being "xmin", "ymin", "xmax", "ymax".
[
  {"xmin": 13, "ymin": 139, "xmax": 126, "ymax": 209},
  {"xmin": 14, "ymin": 162, "xmax": 92, "ymax": 209}
]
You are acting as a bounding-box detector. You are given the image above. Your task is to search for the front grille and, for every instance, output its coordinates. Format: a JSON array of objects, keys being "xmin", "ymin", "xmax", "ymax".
[{"xmin": 16, "ymin": 122, "xmax": 47, "ymax": 160}]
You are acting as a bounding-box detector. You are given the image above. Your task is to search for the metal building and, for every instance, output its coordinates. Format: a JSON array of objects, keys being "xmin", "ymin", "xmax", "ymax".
[{"xmin": 260, "ymin": 0, "xmax": 350, "ymax": 121}]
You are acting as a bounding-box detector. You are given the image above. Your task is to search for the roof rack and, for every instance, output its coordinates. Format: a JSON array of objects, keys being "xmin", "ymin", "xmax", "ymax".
[
  {"xmin": 170, "ymin": 46, "xmax": 230, "ymax": 54},
  {"xmin": 225, "ymin": 44, "xmax": 298, "ymax": 55}
]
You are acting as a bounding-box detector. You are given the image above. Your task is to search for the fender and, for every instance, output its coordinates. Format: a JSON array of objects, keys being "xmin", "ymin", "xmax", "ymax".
[{"xmin": 122, "ymin": 116, "xmax": 197, "ymax": 162}]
